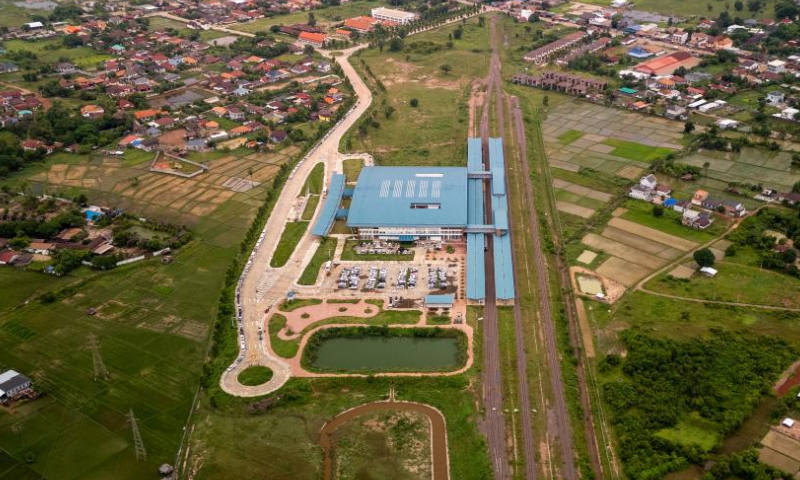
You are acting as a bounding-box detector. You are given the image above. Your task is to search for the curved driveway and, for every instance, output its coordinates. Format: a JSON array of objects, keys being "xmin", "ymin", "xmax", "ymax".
[{"xmin": 220, "ymin": 45, "xmax": 373, "ymax": 397}]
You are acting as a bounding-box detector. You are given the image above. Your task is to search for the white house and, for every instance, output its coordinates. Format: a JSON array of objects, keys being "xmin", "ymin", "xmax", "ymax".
[
  {"xmin": 775, "ymin": 107, "xmax": 799, "ymax": 120},
  {"xmin": 716, "ymin": 118, "xmax": 739, "ymax": 129},
  {"xmin": 768, "ymin": 59, "xmax": 786, "ymax": 74},
  {"xmin": 640, "ymin": 174, "xmax": 658, "ymax": 190},
  {"xmin": 371, "ymin": 7, "xmax": 418, "ymax": 25},
  {"xmin": 0, "ymin": 370, "xmax": 32, "ymax": 403},
  {"xmin": 629, "ymin": 184, "xmax": 652, "ymax": 201},
  {"xmin": 767, "ymin": 91, "xmax": 785, "ymax": 106}
]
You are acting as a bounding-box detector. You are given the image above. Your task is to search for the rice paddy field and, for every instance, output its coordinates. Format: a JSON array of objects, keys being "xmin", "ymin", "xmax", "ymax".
[
  {"xmin": 0, "ymin": 145, "xmax": 302, "ymax": 479},
  {"xmin": 542, "ymin": 100, "xmax": 683, "ymax": 177}
]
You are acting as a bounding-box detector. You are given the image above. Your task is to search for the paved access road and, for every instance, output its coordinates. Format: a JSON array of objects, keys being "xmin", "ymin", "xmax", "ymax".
[{"xmin": 220, "ymin": 45, "xmax": 373, "ymax": 397}]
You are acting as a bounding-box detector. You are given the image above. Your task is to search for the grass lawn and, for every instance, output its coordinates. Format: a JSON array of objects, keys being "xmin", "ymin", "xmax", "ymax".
[
  {"xmin": 647, "ymin": 261, "xmax": 800, "ymax": 309},
  {"xmin": 558, "ymin": 129, "xmax": 584, "ymax": 145},
  {"xmin": 301, "ymin": 162, "xmax": 324, "ymax": 196},
  {"xmin": 268, "ymin": 313, "xmax": 300, "ymax": 358},
  {"xmin": 602, "ymin": 138, "xmax": 675, "ymax": 163},
  {"xmin": 237, "ymin": 366, "xmax": 274, "ymax": 386},
  {"xmin": 344, "ymin": 18, "xmax": 490, "ymax": 166},
  {"xmin": 270, "ymin": 221, "xmax": 309, "ymax": 267},
  {"xmin": 280, "ymin": 298, "xmax": 323, "ymax": 312},
  {"xmin": 298, "ymin": 237, "xmax": 336, "ymax": 285},
  {"xmin": 343, "ymin": 158, "xmax": 364, "ymax": 183},
  {"xmin": 0, "ymin": 269, "xmax": 72, "ymax": 311},
  {"xmin": 655, "ymin": 413, "xmax": 721, "ymax": 451},
  {"xmin": 620, "ymin": 199, "xmax": 727, "ymax": 243},
  {"xmin": 340, "ymin": 239, "xmax": 415, "ymax": 261},
  {"xmin": 301, "ymin": 194, "xmax": 320, "ymax": 221},
  {"xmin": 3, "ymin": 39, "xmax": 111, "ymax": 70},
  {"xmin": 549, "ymin": 167, "xmax": 628, "ymax": 195}
]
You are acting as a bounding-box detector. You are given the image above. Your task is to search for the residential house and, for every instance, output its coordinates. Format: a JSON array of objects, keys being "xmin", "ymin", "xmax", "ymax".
[
  {"xmin": 767, "ymin": 91, "xmax": 785, "ymax": 106},
  {"xmin": 692, "ymin": 189, "xmax": 709, "ymax": 206},
  {"xmin": 80, "ymin": 104, "xmax": 105, "ymax": 119},
  {"xmin": 0, "ymin": 370, "xmax": 32, "ymax": 403},
  {"xmin": 722, "ymin": 199, "xmax": 746, "ymax": 217},
  {"xmin": 768, "ymin": 59, "xmax": 786, "ymax": 74},
  {"xmin": 227, "ymin": 106, "xmax": 245, "ymax": 121},
  {"xmin": 298, "ymin": 32, "xmax": 327, "ymax": 49}
]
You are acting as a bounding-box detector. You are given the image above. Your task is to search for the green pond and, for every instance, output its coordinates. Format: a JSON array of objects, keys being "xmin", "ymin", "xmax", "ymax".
[{"xmin": 310, "ymin": 336, "xmax": 461, "ymax": 372}]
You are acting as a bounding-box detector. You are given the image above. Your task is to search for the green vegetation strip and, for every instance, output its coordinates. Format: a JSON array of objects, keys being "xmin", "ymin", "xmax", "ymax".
[
  {"xmin": 270, "ymin": 221, "xmax": 309, "ymax": 268},
  {"xmin": 237, "ymin": 366, "xmax": 274, "ymax": 386},
  {"xmin": 602, "ymin": 138, "xmax": 674, "ymax": 163},
  {"xmin": 302, "ymin": 163, "xmax": 325, "ymax": 195},
  {"xmin": 301, "ymin": 195, "xmax": 320, "ymax": 221},
  {"xmin": 280, "ymin": 298, "xmax": 323, "ymax": 312},
  {"xmin": 298, "ymin": 237, "xmax": 336, "ymax": 285}
]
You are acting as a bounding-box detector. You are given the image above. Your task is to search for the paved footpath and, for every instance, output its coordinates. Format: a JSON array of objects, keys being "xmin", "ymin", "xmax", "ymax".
[{"xmin": 220, "ymin": 45, "xmax": 373, "ymax": 397}]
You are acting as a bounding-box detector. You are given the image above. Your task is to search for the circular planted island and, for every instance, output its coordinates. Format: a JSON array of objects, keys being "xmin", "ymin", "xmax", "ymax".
[
  {"xmin": 237, "ymin": 366, "xmax": 274, "ymax": 386},
  {"xmin": 302, "ymin": 326, "xmax": 467, "ymax": 373}
]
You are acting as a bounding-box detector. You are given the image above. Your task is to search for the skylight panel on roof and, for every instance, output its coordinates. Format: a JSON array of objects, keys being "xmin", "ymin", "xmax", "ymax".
[
  {"xmin": 380, "ymin": 180, "xmax": 391, "ymax": 198},
  {"xmin": 432, "ymin": 180, "xmax": 441, "ymax": 198},
  {"xmin": 419, "ymin": 180, "xmax": 428, "ymax": 198},
  {"xmin": 393, "ymin": 180, "xmax": 404, "ymax": 198},
  {"xmin": 406, "ymin": 180, "xmax": 415, "ymax": 197}
]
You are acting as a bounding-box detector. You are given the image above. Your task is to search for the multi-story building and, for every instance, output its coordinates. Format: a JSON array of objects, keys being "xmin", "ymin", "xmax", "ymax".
[{"xmin": 370, "ymin": 7, "xmax": 418, "ymax": 25}]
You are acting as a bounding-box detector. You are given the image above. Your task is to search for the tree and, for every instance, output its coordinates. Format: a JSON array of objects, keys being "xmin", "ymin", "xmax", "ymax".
[
  {"xmin": 383, "ymin": 105, "xmax": 395, "ymax": 119},
  {"xmin": 388, "ymin": 37, "xmax": 404, "ymax": 52},
  {"xmin": 542, "ymin": 95, "xmax": 549, "ymax": 107},
  {"xmin": 307, "ymin": 12, "xmax": 316, "ymax": 26},
  {"xmin": 734, "ymin": 0, "xmax": 743, "ymax": 10},
  {"xmin": 439, "ymin": 64, "xmax": 452, "ymax": 75},
  {"xmin": 693, "ymin": 248, "xmax": 716, "ymax": 267},
  {"xmin": 684, "ymin": 120, "xmax": 695, "ymax": 133},
  {"xmin": 409, "ymin": 98, "xmax": 419, "ymax": 107},
  {"xmin": 792, "ymin": 181, "xmax": 800, "ymax": 194},
  {"xmin": 652, "ymin": 205, "xmax": 664, "ymax": 217},
  {"xmin": 303, "ymin": 44, "xmax": 315, "ymax": 55}
]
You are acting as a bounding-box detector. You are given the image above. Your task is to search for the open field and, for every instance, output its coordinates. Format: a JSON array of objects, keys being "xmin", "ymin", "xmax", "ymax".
[
  {"xmin": 2, "ymin": 39, "xmax": 112, "ymax": 70},
  {"xmin": 330, "ymin": 409, "xmax": 432, "ymax": 480},
  {"xmin": 646, "ymin": 261, "xmax": 800, "ymax": 309},
  {"xmin": 570, "ymin": 0, "xmax": 774, "ymax": 19},
  {"xmin": 655, "ymin": 413, "xmax": 721, "ymax": 452},
  {"xmin": 343, "ymin": 158, "xmax": 364, "ymax": 183},
  {"xmin": 230, "ymin": 0, "xmax": 389, "ymax": 32},
  {"xmin": 344, "ymin": 18, "xmax": 490, "ymax": 166}
]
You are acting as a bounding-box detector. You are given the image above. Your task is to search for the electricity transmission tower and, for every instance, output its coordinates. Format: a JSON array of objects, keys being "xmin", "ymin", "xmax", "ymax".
[
  {"xmin": 128, "ymin": 409, "xmax": 147, "ymax": 461},
  {"xmin": 88, "ymin": 334, "xmax": 108, "ymax": 380}
]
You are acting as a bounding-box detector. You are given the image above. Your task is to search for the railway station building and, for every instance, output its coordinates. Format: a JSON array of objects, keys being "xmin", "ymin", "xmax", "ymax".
[{"xmin": 312, "ymin": 138, "xmax": 515, "ymax": 301}]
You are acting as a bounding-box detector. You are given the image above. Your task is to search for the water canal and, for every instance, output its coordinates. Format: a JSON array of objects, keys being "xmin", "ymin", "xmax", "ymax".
[{"xmin": 309, "ymin": 336, "xmax": 463, "ymax": 372}]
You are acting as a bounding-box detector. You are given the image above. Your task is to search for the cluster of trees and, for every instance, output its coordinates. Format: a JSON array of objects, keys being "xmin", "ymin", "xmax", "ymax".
[
  {"xmin": 651, "ymin": 155, "xmax": 701, "ymax": 179},
  {"xmin": 3, "ymin": 102, "xmax": 131, "ymax": 153},
  {"xmin": 567, "ymin": 54, "xmax": 620, "ymax": 78},
  {"xmin": 727, "ymin": 208, "xmax": 800, "ymax": 276},
  {"xmin": 0, "ymin": 209, "xmax": 85, "ymax": 241},
  {"xmin": 601, "ymin": 330, "xmax": 797, "ymax": 480},
  {"xmin": 112, "ymin": 217, "xmax": 192, "ymax": 252}
]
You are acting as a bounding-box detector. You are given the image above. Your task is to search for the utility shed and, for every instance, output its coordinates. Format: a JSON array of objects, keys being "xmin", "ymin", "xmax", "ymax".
[{"xmin": 424, "ymin": 294, "xmax": 454, "ymax": 308}]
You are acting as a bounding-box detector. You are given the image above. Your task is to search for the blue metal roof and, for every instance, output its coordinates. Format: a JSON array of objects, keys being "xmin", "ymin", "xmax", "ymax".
[
  {"xmin": 467, "ymin": 137, "xmax": 483, "ymax": 172},
  {"xmin": 425, "ymin": 294, "xmax": 454, "ymax": 305},
  {"xmin": 346, "ymin": 167, "xmax": 469, "ymax": 227},
  {"xmin": 488, "ymin": 138, "xmax": 515, "ymax": 300},
  {"xmin": 467, "ymin": 233, "xmax": 485, "ymax": 300},
  {"xmin": 311, "ymin": 173, "xmax": 345, "ymax": 236}
]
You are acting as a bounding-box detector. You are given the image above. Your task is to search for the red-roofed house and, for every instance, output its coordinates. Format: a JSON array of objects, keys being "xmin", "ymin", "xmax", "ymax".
[{"xmin": 298, "ymin": 32, "xmax": 327, "ymax": 48}]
